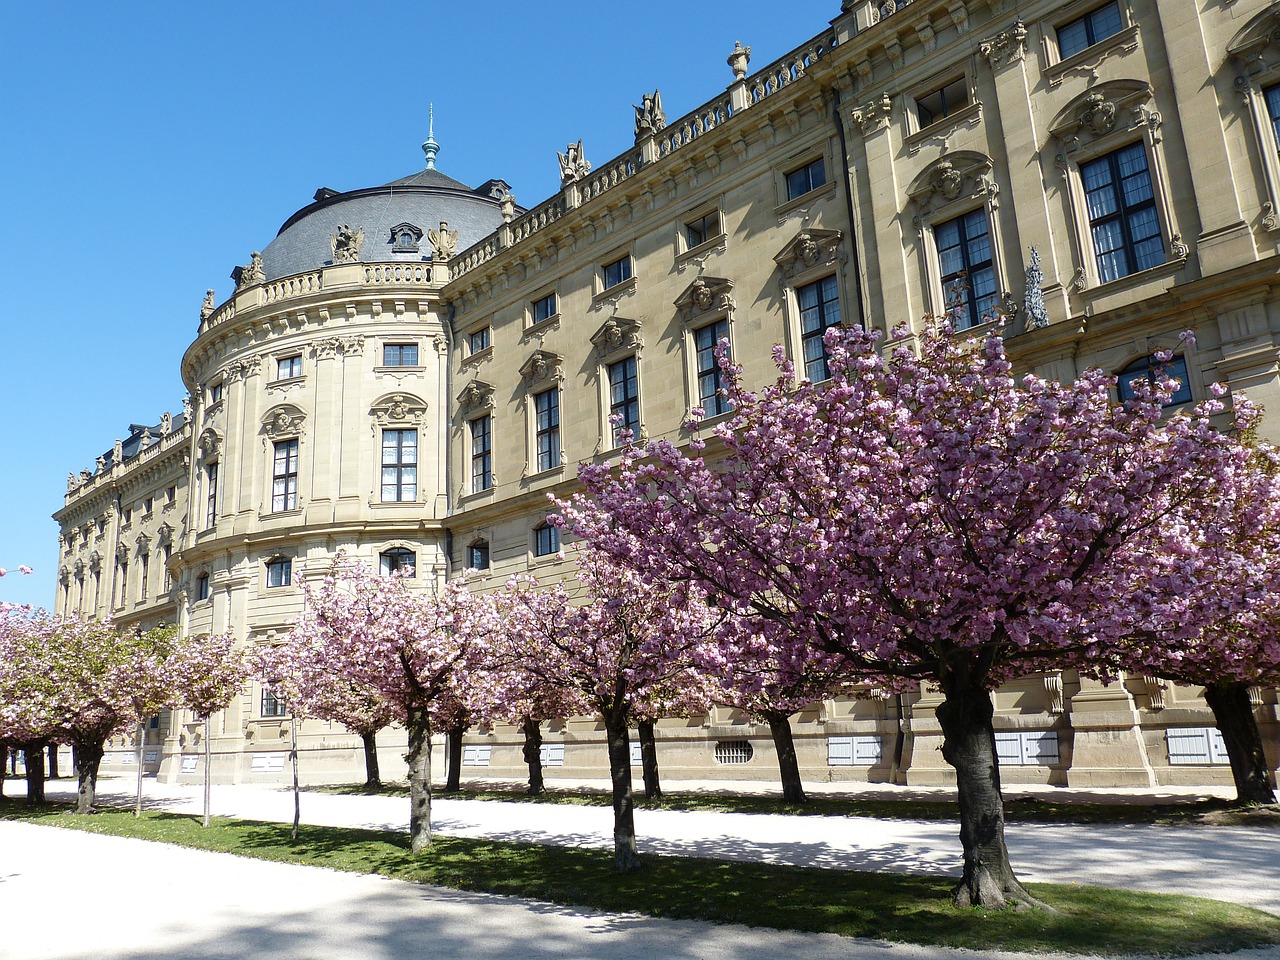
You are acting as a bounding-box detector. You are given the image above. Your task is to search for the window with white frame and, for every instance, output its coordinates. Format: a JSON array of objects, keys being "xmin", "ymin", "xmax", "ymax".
[
  {"xmin": 205, "ymin": 462, "xmax": 218, "ymax": 529},
  {"xmin": 468, "ymin": 326, "xmax": 491, "ymax": 356},
  {"xmin": 533, "ymin": 388, "xmax": 560, "ymax": 473},
  {"xmin": 117, "ymin": 559, "xmax": 128, "ymax": 607},
  {"xmin": 139, "ymin": 553, "xmax": 149, "ymax": 601},
  {"xmin": 935, "ymin": 209, "xmax": 999, "ymax": 330},
  {"xmin": 1166, "ymin": 726, "xmax": 1229, "ymax": 765},
  {"xmin": 1081, "ymin": 143, "xmax": 1165, "ymax": 283},
  {"xmin": 994, "ymin": 731, "xmax": 1060, "ymax": 766},
  {"xmin": 798, "ymin": 276, "xmax": 841, "ymax": 382},
  {"xmin": 467, "ymin": 539, "xmax": 490, "ymax": 571},
  {"xmin": 382, "ymin": 343, "xmax": 419, "ymax": 366},
  {"xmin": 827, "ymin": 736, "xmax": 883, "ymax": 766},
  {"xmin": 272, "ymin": 439, "xmax": 299, "ymax": 512},
  {"xmin": 1057, "ymin": 1, "xmax": 1124, "ymax": 60},
  {"xmin": 276, "ymin": 355, "xmax": 302, "ymax": 380},
  {"xmin": 379, "ymin": 547, "xmax": 415, "ymax": 576},
  {"xmin": 602, "ymin": 254, "xmax": 633, "ymax": 290},
  {"xmin": 607, "ymin": 356, "xmax": 640, "ymax": 444},
  {"xmin": 694, "ymin": 319, "xmax": 731, "ymax": 417},
  {"xmin": 532, "ymin": 292, "xmax": 557, "ymax": 325},
  {"xmin": 785, "ymin": 157, "xmax": 826, "ymax": 201},
  {"xmin": 469, "ymin": 415, "xmax": 492, "ymax": 493},
  {"xmin": 266, "ymin": 557, "xmax": 292, "ymax": 588},
  {"xmin": 534, "ymin": 523, "xmax": 560, "ymax": 558},
  {"xmin": 381, "ymin": 428, "xmax": 418, "ymax": 502},
  {"xmin": 1116, "ymin": 354, "xmax": 1192, "ymax": 406}
]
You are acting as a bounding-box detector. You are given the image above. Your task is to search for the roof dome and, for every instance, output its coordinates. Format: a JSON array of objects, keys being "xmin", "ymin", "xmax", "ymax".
[{"xmin": 257, "ymin": 131, "xmax": 511, "ymax": 282}]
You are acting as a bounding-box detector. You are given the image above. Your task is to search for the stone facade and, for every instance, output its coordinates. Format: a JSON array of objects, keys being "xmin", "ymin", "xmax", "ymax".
[{"xmin": 55, "ymin": 0, "xmax": 1280, "ymax": 789}]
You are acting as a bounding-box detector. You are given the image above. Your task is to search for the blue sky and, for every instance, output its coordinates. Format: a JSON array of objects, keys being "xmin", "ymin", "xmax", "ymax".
[{"xmin": 0, "ymin": 1, "xmax": 827, "ymax": 609}]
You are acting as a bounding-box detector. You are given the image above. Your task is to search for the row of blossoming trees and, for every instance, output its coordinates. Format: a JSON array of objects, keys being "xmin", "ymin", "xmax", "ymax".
[{"xmin": 5, "ymin": 323, "xmax": 1280, "ymax": 911}]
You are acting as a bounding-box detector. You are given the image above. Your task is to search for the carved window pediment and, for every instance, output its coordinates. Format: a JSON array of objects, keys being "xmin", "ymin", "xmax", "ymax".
[
  {"xmin": 72, "ymin": 559, "xmax": 84, "ymax": 577},
  {"xmin": 198, "ymin": 428, "xmax": 223, "ymax": 460},
  {"xmin": 906, "ymin": 153, "xmax": 998, "ymax": 222},
  {"xmin": 1227, "ymin": 7, "xmax": 1280, "ymax": 77},
  {"xmin": 458, "ymin": 379, "xmax": 495, "ymax": 411},
  {"xmin": 590, "ymin": 316, "xmax": 644, "ymax": 355},
  {"xmin": 371, "ymin": 392, "xmax": 428, "ymax": 427},
  {"xmin": 519, "ymin": 349, "xmax": 564, "ymax": 386},
  {"xmin": 136, "ymin": 532, "xmax": 151, "ymax": 555},
  {"xmin": 674, "ymin": 276, "xmax": 736, "ymax": 322},
  {"xmin": 59, "ymin": 564, "xmax": 70, "ymax": 584},
  {"xmin": 115, "ymin": 543, "xmax": 130, "ymax": 563},
  {"xmin": 261, "ymin": 403, "xmax": 307, "ymax": 440},
  {"xmin": 88, "ymin": 551, "xmax": 102, "ymax": 572},
  {"xmin": 774, "ymin": 228, "xmax": 842, "ymax": 280},
  {"xmin": 1048, "ymin": 81, "xmax": 1156, "ymax": 155},
  {"xmin": 156, "ymin": 524, "xmax": 174, "ymax": 547}
]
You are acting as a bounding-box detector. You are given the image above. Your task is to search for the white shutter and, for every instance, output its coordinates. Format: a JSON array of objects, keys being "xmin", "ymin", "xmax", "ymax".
[
  {"xmin": 827, "ymin": 736, "xmax": 855, "ymax": 766},
  {"xmin": 1208, "ymin": 728, "xmax": 1230, "ymax": 764},
  {"xmin": 181, "ymin": 756, "xmax": 199, "ymax": 772},
  {"xmin": 994, "ymin": 733, "xmax": 1023, "ymax": 765},
  {"xmin": 539, "ymin": 743, "xmax": 565, "ymax": 767},
  {"xmin": 853, "ymin": 736, "xmax": 883, "ymax": 765},
  {"xmin": 630, "ymin": 742, "xmax": 643, "ymax": 765},
  {"xmin": 462, "ymin": 744, "xmax": 491, "ymax": 766},
  {"xmin": 1167, "ymin": 728, "xmax": 1212, "ymax": 764},
  {"xmin": 1026, "ymin": 731, "xmax": 1059, "ymax": 765}
]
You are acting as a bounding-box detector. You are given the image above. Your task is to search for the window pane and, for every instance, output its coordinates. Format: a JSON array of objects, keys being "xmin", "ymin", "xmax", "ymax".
[{"xmin": 1057, "ymin": 19, "xmax": 1089, "ymax": 58}]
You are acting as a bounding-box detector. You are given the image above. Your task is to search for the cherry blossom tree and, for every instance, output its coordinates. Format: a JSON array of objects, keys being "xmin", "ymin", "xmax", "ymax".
[
  {"xmin": 0, "ymin": 603, "xmax": 59, "ymax": 805},
  {"xmin": 167, "ymin": 631, "xmax": 248, "ymax": 824},
  {"xmin": 559, "ymin": 322, "xmax": 1258, "ymax": 906},
  {"xmin": 292, "ymin": 559, "xmax": 495, "ymax": 854},
  {"xmin": 503, "ymin": 550, "xmax": 715, "ymax": 871}
]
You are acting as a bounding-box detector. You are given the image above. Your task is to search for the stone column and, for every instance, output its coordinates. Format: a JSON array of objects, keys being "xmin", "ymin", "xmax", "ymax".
[
  {"xmin": 1065, "ymin": 674, "xmax": 1157, "ymax": 787},
  {"xmin": 845, "ymin": 93, "xmax": 909, "ymax": 323},
  {"xmin": 900, "ymin": 683, "xmax": 953, "ymax": 785}
]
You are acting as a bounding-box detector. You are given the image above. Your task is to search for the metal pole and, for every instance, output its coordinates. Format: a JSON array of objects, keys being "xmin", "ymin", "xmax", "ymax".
[
  {"xmin": 202, "ymin": 716, "xmax": 212, "ymax": 828},
  {"xmin": 290, "ymin": 713, "xmax": 300, "ymax": 840},
  {"xmin": 134, "ymin": 720, "xmax": 144, "ymax": 817}
]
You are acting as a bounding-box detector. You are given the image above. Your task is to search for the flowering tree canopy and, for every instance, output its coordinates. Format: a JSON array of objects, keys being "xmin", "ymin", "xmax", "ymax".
[{"xmin": 559, "ymin": 322, "xmax": 1261, "ymax": 905}]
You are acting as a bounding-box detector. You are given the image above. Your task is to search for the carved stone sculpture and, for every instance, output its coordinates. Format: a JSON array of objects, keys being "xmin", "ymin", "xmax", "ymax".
[
  {"xmin": 428, "ymin": 221, "xmax": 459, "ymax": 260},
  {"xmin": 634, "ymin": 90, "xmax": 667, "ymax": 141},
  {"xmin": 160, "ymin": 411, "xmax": 172, "ymax": 436},
  {"xmin": 1082, "ymin": 92, "xmax": 1117, "ymax": 135},
  {"xmin": 236, "ymin": 251, "xmax": 265, "ymax": 288},
  {"xmin": 201, "ymin": 289, "xmax": 216, "ymax": 320},
  {"xmin": 934, "ymin": 160, "xmax": 963, "ymax": 200},
  {"xmin": 1023, "ymin": 246, "xmax": 1049, "ymax": 330},
  {"xmin": 331, "ymin": 224, "xmax": 363, "ymax": 263},
  {"xmin": 558, "ymin": 140, "xmax": 591, "ymax": 184},
  {"xmin": 727, "ymin": 41, "xmax": 751, "ymax": 80}
]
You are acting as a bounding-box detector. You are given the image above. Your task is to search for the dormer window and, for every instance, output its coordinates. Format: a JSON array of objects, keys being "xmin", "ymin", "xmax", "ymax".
[{"xmin": 390, "ymin": 222, "xmax": 423, "ymax": 253}]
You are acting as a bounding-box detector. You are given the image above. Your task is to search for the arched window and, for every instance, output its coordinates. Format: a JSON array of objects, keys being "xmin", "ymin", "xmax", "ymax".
[
  {"xmin": 1116, "ymin": 355, "xmax": 1192, "ymax": 407},
  {"xmin": 467, "ymin": 539, "xmax": 490, "ymax": 571},
  {"xmin": 380, "ymin": 547, "xmax": 416, "ymax": 576}
]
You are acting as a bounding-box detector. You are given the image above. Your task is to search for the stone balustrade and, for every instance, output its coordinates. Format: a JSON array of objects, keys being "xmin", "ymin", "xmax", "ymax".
[
  {"xmin": 64, "ymin": 422, "xmax": 192, "ymax": 504},
  {"xmin": 657, "ymin": 96, "xmax": 735, "ymax": 159}
]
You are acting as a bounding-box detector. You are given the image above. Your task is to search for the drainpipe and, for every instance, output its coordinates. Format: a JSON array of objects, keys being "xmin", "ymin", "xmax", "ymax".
[
  {"xmin": 441, "ymin": 299, "xmax": 456, "ymax": 579},
  {"xmin": 832, "ymin": 87, "xmax": 868, "ymax": 330}
]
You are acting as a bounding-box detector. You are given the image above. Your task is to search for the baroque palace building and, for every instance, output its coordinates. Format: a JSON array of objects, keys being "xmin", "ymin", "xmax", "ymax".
[{"xmin": 55, "ymin": 0, "xmax": 1280, "ymax": 788}]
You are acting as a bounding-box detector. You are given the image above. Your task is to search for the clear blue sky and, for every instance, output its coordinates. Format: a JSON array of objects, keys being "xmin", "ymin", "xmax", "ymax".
[{"xmin": 0, "ymin": 1, "xmax": 827, "ymax": 609}]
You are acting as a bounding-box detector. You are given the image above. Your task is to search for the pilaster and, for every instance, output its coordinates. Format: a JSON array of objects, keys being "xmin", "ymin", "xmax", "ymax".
[{"xmin": 1065, "ymin": 674, "xmax": 1157, "ymax": 787}]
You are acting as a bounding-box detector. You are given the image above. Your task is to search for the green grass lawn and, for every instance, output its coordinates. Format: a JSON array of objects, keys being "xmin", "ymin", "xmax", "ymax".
[
  {"xmin": 4, "ymin": 798, "xmax": 1278, "ymax": 956},
  {"xmin": 320, "ymin": 781, "xmax": 1280, "ymax": 826}
]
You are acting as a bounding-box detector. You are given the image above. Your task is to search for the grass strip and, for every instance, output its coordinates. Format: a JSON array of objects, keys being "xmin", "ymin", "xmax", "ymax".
[
  {"xmin": 4, "ymin": 799, "xmax": 1278, "ymax": 956},
  {"xmin": 319, "ymin": 782, "xmax": 1280, "ymax": 826}
]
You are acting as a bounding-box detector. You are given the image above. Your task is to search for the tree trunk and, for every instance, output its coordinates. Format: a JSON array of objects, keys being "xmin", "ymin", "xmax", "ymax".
[
  {"xmin": 406, "ymin": 707, "xmax": 434, "ymax": 855},
  {"xmin": 443, "ymin": 724, "xmax": 464, "ymax": 793},
  {"xmin": 0, "ymin": 744, "xmax": 8, "ymax": 797},
  {"xmin": 73, "ymin": 737, "xmax": 104, "ymax": 813},
  {"xmin": 521, "ymin": 717, "xmax": 545, "ymax": 796},
  {"xmin": 936, "ymin": 673, "xmax": 1044, "ymax": 909},
  {"xmin": 1204, "ymin": 680, "xmax": 1277, "ymax": 805},
  {"xmin": 604, "ymin": 706, "xmax": 642, "ymax": 872},
  {"xmin": 638, "ymin": 719, "xmax": 661, "ymax": 800},
  {"xmin": 47, "ymin": 744, "xmax": 60, "ymax": 780},
  {"xmin": 290, "ymin": 714, "xmax": 300, "ymax": 841},
  {"xmin": 24, "ymin": 743, "xmax": 46, "ymax": 806},
  {"xmin": 202, "ymin": 716, "xmax": 212, "ymax": 828},
  {"xmin": 134, "ymin": 721, "xmax": 145, "ymax": 817},
  {"xmin": 763, "ymin": 710, "xmax": 806, "ymax": 803},
  {"xmin": 360, "ymin": 730, "xmax": 383, "ymax": 791}
]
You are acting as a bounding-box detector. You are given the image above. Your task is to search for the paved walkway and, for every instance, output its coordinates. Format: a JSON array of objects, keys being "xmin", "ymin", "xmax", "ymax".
[
  {"xmin": 35, "ymin": 776, "xmax": 1280, "ymax": 917},
  {"xmin": 3, "ymin": 818, "xmax": 1275, "ymax": 960}
]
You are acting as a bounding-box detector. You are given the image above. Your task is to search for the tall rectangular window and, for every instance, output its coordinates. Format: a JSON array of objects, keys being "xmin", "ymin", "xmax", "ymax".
[
  {"xmin": 797, "ymin": 276, "xmax": 841, "ymax": 382},
  {"xmin": 381, "ymin": 429, "xmax": 418, "ymax": 502},
  {"xmin": 532, "ymin": 292, "xmax": 557, "ymax": 324},
  {"xmin": 266, "ymin": 557, "xmax": 292, "ymax": 587},
  {"xmin": 534, "ymin": 524, "xmax": 560, "ymax": 558},
  {"xmin": 916, "ymin": 78, "xmax": 970, "ymax": 128},
  {"xmin": 261, "ymin": 688, "xmax": 287, "ymax": 718},
  {"xmin": 608, "ymin": 356, "xmax": 640, "ymax": 445},
  {"xmin": 209, "ymin": 382, "xmax": 223, "ymax": 405},
  {"xmin": 118, "ymin": 560, "xmax": 129, "ymax": 607},
  {"xmin": 162, "ymin": 546, "xmax": 172, "ymax": 592},
  {"xmin": 470, "ymin": 415, "xmax": 492, "ymax": 493},
  {"xmin": 694, "ymin": 319, "xmax": 730, "ymax": 417},
  {"xmin": 139, "ymin": 554, "xmax": 149, "ymax": 601},
  {"xmin": 534, "ymin": 389, "xmax": 561, "ymax": 473},
  {"xmin": 382, "ymin": 343, "xmax": 418, "ymax": 366},
  {"xmin": 1265, "ymin": 84, "xmax": 1280, "ymax": 155},
  {"xmin": 602, "ymin": 255, "xmax": 632, "ymax": 289},
  {"xmin": 935, "ymin": 209, "xmax": 998, "ymax": 330},
  {"xmin": 205, "ymin": 463, "xmax": 218, "ymax": 529},
  {"xmin": 785, "ymin": 158, "xmax": 827, "ymax": 200},
  {"xmin": 93, "ymin": 569, "xmax": 101, "ymax": 608},
  {"xmin": 272, "ymin": 439, "xmax": 299, "ymax": 512},
  {"xmin": 1057, "ymin": 1, "xmax": 1124, "ymax": 59},
  {"xmin": 276, "ymin": 355, "xmax": 302, "ymax": 380},
  {"xmin": 1081, "ymin": 143, "xmax": 1165, "ymax": 283}
]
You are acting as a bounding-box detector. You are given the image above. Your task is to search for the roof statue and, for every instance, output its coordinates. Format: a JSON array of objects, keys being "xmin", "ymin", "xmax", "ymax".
[
  {"xmin": 330, "ymin": 224, "xmax": 364, "ymax": 264},
  {"xmin": 727, "ymin": 42, "xmax": 751, "ymax": 80},
  {"xmin": 558, "ymin": 140, "xmax": 591, "ymax": 185},
  {"xmin": 634, "ymin": 89, "xmax": 666, "ymax": 141},
  {"xmin": 427, "ymin": 220, "xmax": 459, "ymax": 260},
  {"xmin": 1023, "ymin": 246, "xmax": 1049, "ymax": 330}
]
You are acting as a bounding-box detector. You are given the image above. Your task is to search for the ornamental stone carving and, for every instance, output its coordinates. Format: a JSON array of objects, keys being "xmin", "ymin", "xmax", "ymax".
[
  {"xmin": 774, "ymin": 228, "xmax": 843, "ymax": 281},
  {"xmin": 1082, "ymin": 92, "xmax": 1117, "ymax": 135},
  {"xmin": 1023, "ymin": 247, "xmax": 1049, "ymax": 330},
  {"xmin": 198, "ymin": 428, "xmax": 222, "ymax": 459},
  {"xmin": 234, "ymin": 251, "xmax": 265, "ymax": 288},
  {"xmin": 1049, "ymin": 81, "xmax": 1155, "ymax": 157},
  {"xmin": 330, "ymin": 224, "xmax": 364, "ymax": 263},
  {"xmin": 201, "ymin": 289, "xmax": 216, "ymax": 320},
  {"xmin": 262, "ymin": 405, "xmax": 306, "ymax": 439},
  {"xmin": 372, "ymin": 392, "xmax": 428, "ymax": 427},
  {"xmin": 458, "ymin": 379, "xmax": 495, "ymax": 411},
  {"xmin": 850, "ymin": 92, "xmax": 893, "ymax": 135},
  {"xmin": 980, "ymin": 20, "xmax": 1028, "ymax": 69},
  {"xmin": 136, "ymin": 532, "xmax": 151, "ymax": 556},
  {"xmin": 590, "ymin": 316, "xmax": 644, "ymax": 355},
  {"xmin": 116, "ymin": 542, "xmax": 130, "ymax": 563},
  {"xmin": 428, "ymin": 221, "xmax": 459, "ymax": 260},
  {"xmin": 634, "ymin": 90, "xmax": 667, "ymax": 142},
  {"xmin": 557, "ymin": 140, "xmax": 591, "ymax": 185},
  {"xmin": 675, "ymin": 276, "xmax": 736, "ymax": 322},
  {"xmin": 160, "ymin": 411, "xmax": 172, "ymax": 436},
  {"xmin": 156, "ymin": 523, "xmax": 174, "ymax": 546},
  {"xmin": 88, "ymin": 550, "xmax": 102, "ymax": 572},
  {"xmin": 519, "ymin": 350, "xmax": 564, "ymax": 386},
  {"xmin": 727, "ymin": 41, "xmax": 751, "ymax": 80},
  {"xmin": 59, "ymin": 564, "xmax": 70, "ymax": 585}
]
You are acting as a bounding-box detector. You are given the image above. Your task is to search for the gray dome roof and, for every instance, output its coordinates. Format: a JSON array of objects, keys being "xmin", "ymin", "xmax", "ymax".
[{"xmin": 258, "ymin": 166, "xmax": 510, "ymax": 282}]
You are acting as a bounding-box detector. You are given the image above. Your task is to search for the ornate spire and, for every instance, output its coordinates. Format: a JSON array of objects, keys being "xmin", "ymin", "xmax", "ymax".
[{"xmin": 422, "ymin": 104, "xmax": 440, "ymax": 170}]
